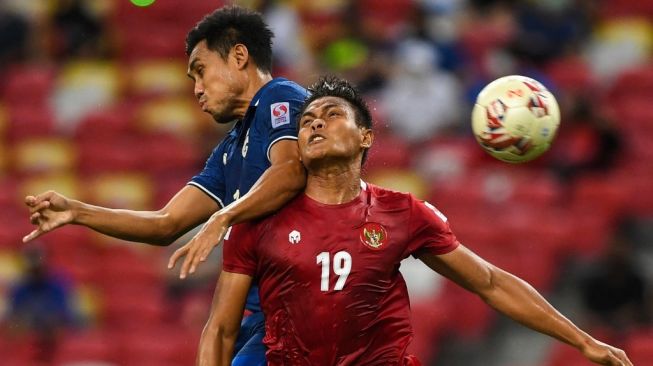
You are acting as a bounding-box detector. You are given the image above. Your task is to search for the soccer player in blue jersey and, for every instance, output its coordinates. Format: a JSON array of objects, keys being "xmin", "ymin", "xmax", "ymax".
[{"xmin": 24, "ymin": 6, "xmax": 307, "ymax": 366}]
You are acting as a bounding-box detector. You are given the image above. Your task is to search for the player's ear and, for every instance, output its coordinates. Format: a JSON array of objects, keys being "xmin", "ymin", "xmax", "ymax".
[
  {"xmin": 360, "ymin": 128, "xmax": 373, "ymax": 149},
  {"xmin": 231, "ymin": 44, "xmax": 249, "ymax": 70}
]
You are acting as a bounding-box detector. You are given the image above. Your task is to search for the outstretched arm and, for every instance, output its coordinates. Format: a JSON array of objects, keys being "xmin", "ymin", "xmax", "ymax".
[
  {"xmin": 197, "ymin": 271, "xmax": 252, "ymax": 366},
  {"xmin": 24, "ymin": 185, "xmax": 219, "ymax": 246},
  {"xmin": 419, "ymin": 245, "xmax": 632, "ymax": 366},
  {"xmin": 169, "ymin": 139, "xmax": 306, "ymax": 277}
]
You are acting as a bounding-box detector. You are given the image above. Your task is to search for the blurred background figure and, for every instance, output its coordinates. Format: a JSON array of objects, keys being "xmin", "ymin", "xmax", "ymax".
[
  {"xmin": 1, "ymin": 0, "xmax": 652, "ymax": 365},
  {"xmin": 4, "ymin": 245, "xmax": 78, "ymax": 364},
  {"xmin": 579, "ymin": 221, "xmax": 651, "ymax": 336}
]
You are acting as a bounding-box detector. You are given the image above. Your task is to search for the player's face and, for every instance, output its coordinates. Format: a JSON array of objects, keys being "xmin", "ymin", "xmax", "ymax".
[
  {"xmin": 187, "ymin": 40, "xmax": 245, "ymax": 124},
  {"xmin": 298, "ymin": 97, "xmax": 372, "ymax": 167}
]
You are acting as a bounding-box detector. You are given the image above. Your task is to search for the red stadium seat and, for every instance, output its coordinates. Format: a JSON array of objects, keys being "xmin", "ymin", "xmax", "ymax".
[
  {"xmin": 357, "ymin": 0, "xmax": 415, "ymax": 38},
  {"xmin": 563, "ymin": 205, "xmax": 616, "ymax": 259},
  {"xmin": 74, "ymin": 104, "xmax": 136, "ymax": 143},
  {"xmin": 571, "ymin": 176, "xmax": 629, "ymax": 216},
  {"xmin": 1, "ymin": 64, "xmax": 55, "ymax": 107},
  {"xmin": 77, "ymin": 139, "xmax": 145, "ymax": 174},
  {"xmin": 100, "ymin": 284, "xmax": 167, "ymax": 330},
  {"xmin": 139, "ymin": 133, "xmax": 202, "ymax": 176},
  {"xmin": 625, "ymin": 329, "xmax": 653, "ymax": 365},
  {"xmin": 110, "ymin": 325, "xmax": 198, "ymax": 365},
  {"xmin": 439, "ymin": 281, "xmax": 495, "ymax": 340},
  {"xmin": 546, "ymin": 57, "xmax": 596, "ymax": 94},
  {"xmin": 54, "ymin": 330, "xmax": 114, "ymax": 364},
  {"xmin": 365, "ymin": 132, "xmax": 411, "ymax": 170},
  {"xmin": 6, "ymin": 104, "xmax": 56, "ymax": 142},
  {"xmin": 608, "ymin": 64, "xmax": 653, "ymax": 101},
  {"xmin": 409, "ymin": 298, "xmax": 448, "ymax": 362},
  {"xmin": 0, "ymin": 209, "xmax": 34, "ymax": 249},
  {"xmin": 0, "ymin": 177, "xmax": 21, "ymax": 212}
]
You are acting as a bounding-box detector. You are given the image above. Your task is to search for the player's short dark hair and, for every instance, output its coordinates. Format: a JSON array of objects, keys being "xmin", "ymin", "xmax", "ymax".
[
  {"xmin": 299, "ymin": 76, "xmax": 373, "ymax": 164},
  {"xmin": 186, "ymin": 5, "xmax": 274, "ymax": 73}
]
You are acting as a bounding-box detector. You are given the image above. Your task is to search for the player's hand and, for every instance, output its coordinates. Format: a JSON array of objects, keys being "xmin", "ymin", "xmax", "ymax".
[
  {"xmin": 168, "ymin": 211, "xmax": 230, "ymax": 279},
  {"xmin": 23, "ymin": 191, "xmax": 76, "ymax": 243},
  {"xmin": 581, "ymin": 339, "xmax": 633, "ymax": 366}
]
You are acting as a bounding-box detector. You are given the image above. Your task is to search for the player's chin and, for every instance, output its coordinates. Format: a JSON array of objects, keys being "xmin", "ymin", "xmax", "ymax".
[
  {"xmin": 211, "ymin": 110, "xmax": 235, "ymax": 124},
  {"xmin": 302, "ymin": 149, "xmax": 329, "ymax": 166}
]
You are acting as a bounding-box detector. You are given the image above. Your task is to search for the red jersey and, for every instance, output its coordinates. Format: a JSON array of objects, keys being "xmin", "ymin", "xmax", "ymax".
[{"xmin": 223, "ymin": 182, "xmax": 459, "ymax": 366}]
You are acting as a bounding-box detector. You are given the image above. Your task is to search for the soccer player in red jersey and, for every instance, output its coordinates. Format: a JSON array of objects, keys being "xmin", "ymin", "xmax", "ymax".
[{"xmin": 198, "ymin": 76, "xmax": 632, "ymax": 366}]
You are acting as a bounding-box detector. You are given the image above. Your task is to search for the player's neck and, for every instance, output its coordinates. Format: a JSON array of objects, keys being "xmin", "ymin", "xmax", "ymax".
[
  {"xmin": 232, "ymin": 69, "xmax": 274, "ymax": 120},
  {"xmin": 245, "ymin": 69, "xmax": 273, "ymax": 105},
  {"xmin": 305, "ymin": 163, "xmax": 362, "ymax": 205}
]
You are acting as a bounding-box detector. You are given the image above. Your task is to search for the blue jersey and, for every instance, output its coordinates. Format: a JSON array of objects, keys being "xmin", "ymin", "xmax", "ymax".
[{"xmin": 189, "ymin": 78, "xmax": 308, "ymax": 311}]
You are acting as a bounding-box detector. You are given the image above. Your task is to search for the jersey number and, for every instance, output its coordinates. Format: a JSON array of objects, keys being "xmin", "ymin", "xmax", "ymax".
[{"xmin": 316, "ymin": 251, "xmax": 351, "ymax": 292}]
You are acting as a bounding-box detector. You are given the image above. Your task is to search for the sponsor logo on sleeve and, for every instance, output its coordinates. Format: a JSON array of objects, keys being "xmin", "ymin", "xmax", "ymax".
[{"xmin": 270, "ymin": 102, "xmax": 290, "ymax": 128}]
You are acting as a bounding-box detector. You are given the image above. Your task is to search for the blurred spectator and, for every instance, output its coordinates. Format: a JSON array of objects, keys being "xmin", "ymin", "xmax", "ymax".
[
  {"xmin": 5, "ymin": 246, "xmax": 78, "ymax": 362},
  {"xmin": 548, "ymin": 95, "xmax": 622, "ymax": 183},
  {"xmin": 260, "ymin": 0, "xmax": 316, "ymax": 84},
  {"xmin": 579, "ymin": 224, "xmax": 651, "ymax": 335},
  {"xmin": 51, "ymin": 0, "xmax": 107, "ymax": 60},
  {"xmin": 381, "ymin": 39, "xmax": 462, "ymax": 142},
  {"xmin": 509, "ymin": 0, "xmax": 592, "ymax": 66},
  {"xmin": 0, "ymin": 8, "xmax": 30, "ymax": 65}
]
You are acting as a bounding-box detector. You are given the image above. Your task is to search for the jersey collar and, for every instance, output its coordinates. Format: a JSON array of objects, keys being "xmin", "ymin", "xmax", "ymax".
[{"xmin": 249, "ymin": 77, "xmax": 289, "ymax": 109}]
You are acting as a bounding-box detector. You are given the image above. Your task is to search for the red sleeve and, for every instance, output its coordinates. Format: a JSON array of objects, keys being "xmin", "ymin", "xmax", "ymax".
[
  {"xmin": 222, "ymin": 222, "xmax": 259, "ymax": 276},
  {"xmin": 408, "ymin": 196, "xmax": 460, "ymax": 257}
]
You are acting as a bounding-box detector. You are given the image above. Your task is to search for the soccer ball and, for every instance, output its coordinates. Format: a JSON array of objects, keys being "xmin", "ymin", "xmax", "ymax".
[{"xmin": 471, "ymin": 75, "xmax": 560, "ymax": 163}]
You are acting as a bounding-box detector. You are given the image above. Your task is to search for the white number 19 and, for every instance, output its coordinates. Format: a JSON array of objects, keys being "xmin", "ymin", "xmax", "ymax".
[{"xmin": 316, "ymin": 251, "xmax": 352, "ymax": 292}]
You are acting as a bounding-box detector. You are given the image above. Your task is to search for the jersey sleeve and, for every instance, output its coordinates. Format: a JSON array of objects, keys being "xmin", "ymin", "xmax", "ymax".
[
  {"xmin": 257, "ymin": 84, "xmax": 308, "ymax": 161},
  {"xmin": 188, "ymin": 143, "xmax": 227, "ymax": 208},
  {"xmin": 222, "ymin": 222, "xmax": 259, "ymax": 276},
  {"xmin": 408, "ymin": 196, "xmax": 460, "ymax": 258}
]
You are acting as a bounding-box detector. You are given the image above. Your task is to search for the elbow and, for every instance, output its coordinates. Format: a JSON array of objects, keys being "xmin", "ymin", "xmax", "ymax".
[
  {"xmin": 204, "ymin": 319, "xmax": 240, "ymax": 345},
  {"xmin": 152, "ymin": 212, "xmax": 184, "ymax": 246},
  {"xmin": 476, "ymin": 264, "xmax": 501, "ymax": 302}
]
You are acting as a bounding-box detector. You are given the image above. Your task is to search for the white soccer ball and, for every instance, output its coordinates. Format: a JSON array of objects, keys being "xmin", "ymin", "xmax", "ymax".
[{"xmin": 471, "ymin": 75, "xmax": 561, "ymax": 163}]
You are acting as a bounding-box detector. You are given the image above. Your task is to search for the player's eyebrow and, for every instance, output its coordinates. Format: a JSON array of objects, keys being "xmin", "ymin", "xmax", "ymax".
[
  {"xmin": 187, "ymin": 58, "xmax": 200, "ymax": 80},
  {"xmin": 302, "ymin": 103, "xmax": 342, "ymax": 118}
]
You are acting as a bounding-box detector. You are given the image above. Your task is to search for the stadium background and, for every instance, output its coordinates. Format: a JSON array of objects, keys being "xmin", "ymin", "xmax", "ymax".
[{"xmin": 0, "ymin": 0, "xmax": 652, "ymax": 365}]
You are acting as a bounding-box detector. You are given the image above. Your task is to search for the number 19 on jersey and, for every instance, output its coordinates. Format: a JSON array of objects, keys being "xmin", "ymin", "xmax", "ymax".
[{"xmin": 317, "ymin": 251, "xmax": 352, "ymax": 292}]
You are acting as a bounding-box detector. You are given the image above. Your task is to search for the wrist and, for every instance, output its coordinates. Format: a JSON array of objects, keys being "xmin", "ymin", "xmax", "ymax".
[
  {"xmin": 574, "ymin": 333, "xmax": 596, "ymax": 352},
  {"xmin": 69, "ymin": 199, "xmax": 85, "ymax": 225},
  {"xmin": 214, "ymin": 209, "xmax": 235, "ymax": 228}
]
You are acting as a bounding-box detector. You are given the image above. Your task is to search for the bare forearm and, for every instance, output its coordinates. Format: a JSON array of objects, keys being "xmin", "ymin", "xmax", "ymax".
[
  {"xmin": 481, "ymin": 268, "xmax": 592, "ymax": 349},
  {"xmin": 197, "ymin": 271, "xmax": 250, "ymax": 366},
  {"xmin": 220, "ymin": 159, "xmax": 305, "ymax": 225},
  {"xmin": 196, "ymin": 327, "xmax": 235, "ymax": 366},
  {"xmin": 72, "ymin": 201, "xmax": 179, "ymax": 245}
]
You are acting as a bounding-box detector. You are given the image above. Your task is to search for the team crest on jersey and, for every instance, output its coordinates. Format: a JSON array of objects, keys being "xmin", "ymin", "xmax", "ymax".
[
  {"xmin": 270, "ymin": 102, "xmax": 290, "ymax": 128},
  {"xmin": 360, "ymin": 222, "xmax": 387, "ymax": 250}
]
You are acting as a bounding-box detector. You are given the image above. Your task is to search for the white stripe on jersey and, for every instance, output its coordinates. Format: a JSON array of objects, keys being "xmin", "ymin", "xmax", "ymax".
[
  {"xmin": 187, "ymin": 182, "xmax": 224, "ymax": 208},
  {"xmin": 266, "ymin": 135, "xmax": 299, "ymax": 162}
]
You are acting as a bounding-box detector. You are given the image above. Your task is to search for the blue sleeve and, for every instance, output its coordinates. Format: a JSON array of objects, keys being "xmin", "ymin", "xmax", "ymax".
[
  {"xmin": 188, "ymin": 143, "xmax": 226, "ymax": 208},
  {"xmin": 257, "ymin": 83, "xmax": 308, "ymax": 161}
]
